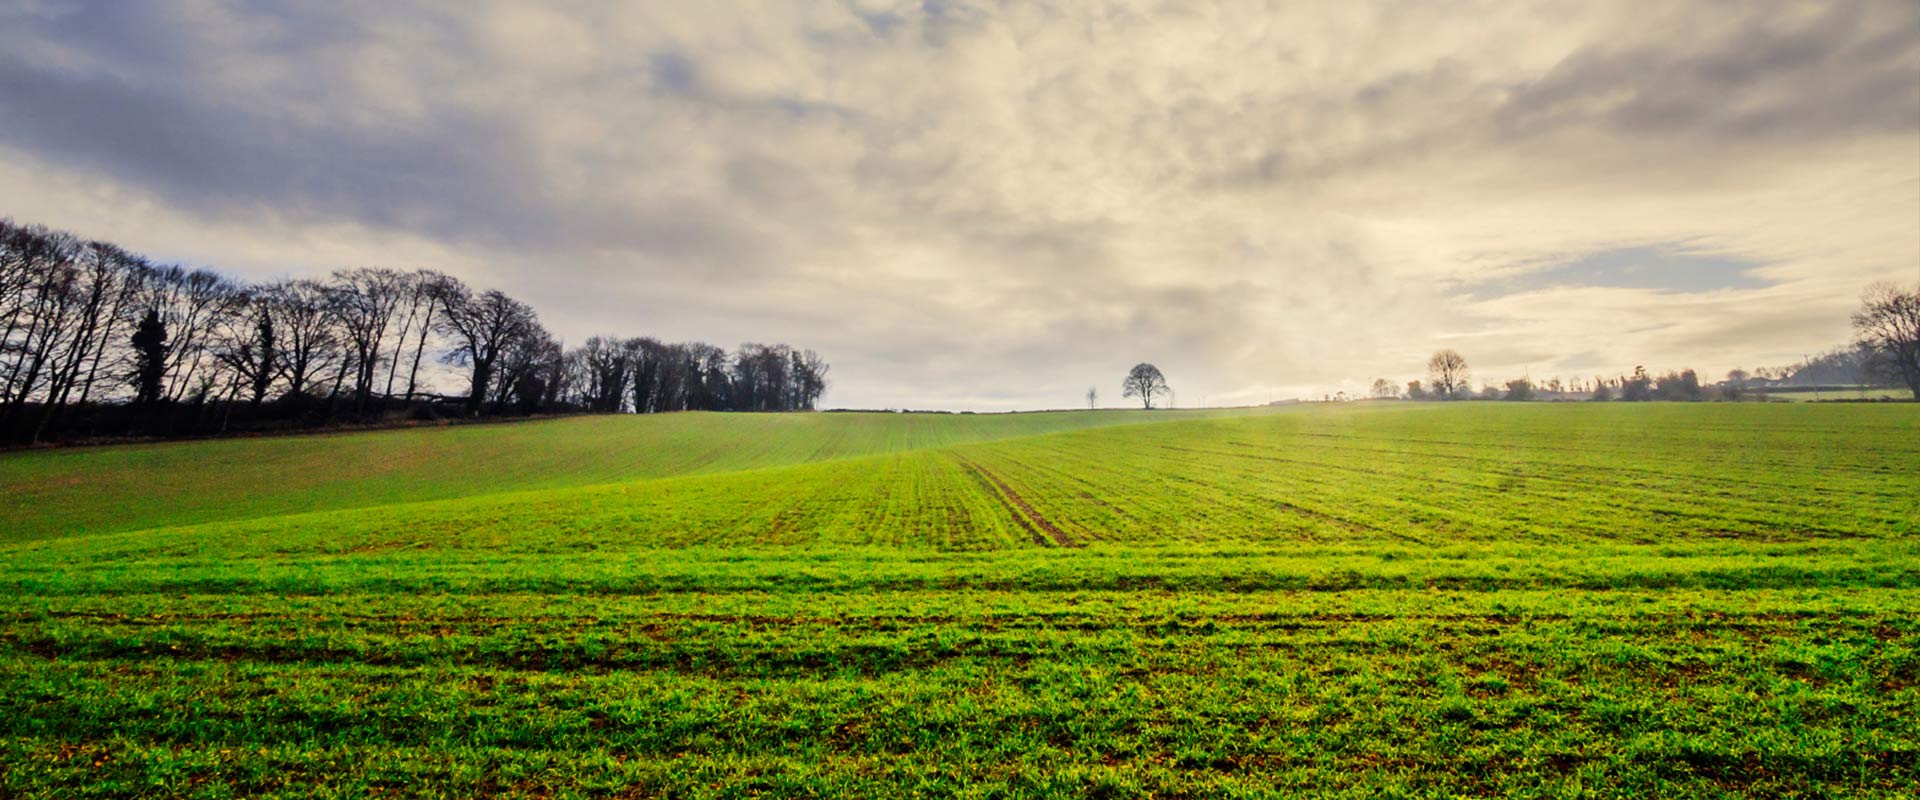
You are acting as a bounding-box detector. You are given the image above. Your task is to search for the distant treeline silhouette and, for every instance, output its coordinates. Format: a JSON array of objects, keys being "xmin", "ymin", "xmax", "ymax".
[
  {"xmin": 1379, "ymin": 295, "xmax": 1920, "ymax": 405},
  {"xmin": 0, "ymin": 217, "xmax": 827, "ymax": 445}
]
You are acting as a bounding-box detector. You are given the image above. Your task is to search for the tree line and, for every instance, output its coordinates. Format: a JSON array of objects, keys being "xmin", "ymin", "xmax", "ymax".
[
  {"xmin": 0, "ymin": 217, "xmax": 828, "ymax": 445},
  {"xmin": 1382, "ymin": 282, "xmax": 1920, "ymax": 404},
  {"xmin": 1395, "ymin": 352, "xmax": 1725, "ymax": 402},
  {"xmin": 1377, "ymin": 283, "xmax": 1920, "ymax": 405}
]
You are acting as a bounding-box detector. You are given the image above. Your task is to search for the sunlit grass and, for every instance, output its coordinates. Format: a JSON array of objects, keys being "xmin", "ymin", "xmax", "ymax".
[{"xmin": 2, "ymin": 403, "xmax": 1916, "ymax": 797}]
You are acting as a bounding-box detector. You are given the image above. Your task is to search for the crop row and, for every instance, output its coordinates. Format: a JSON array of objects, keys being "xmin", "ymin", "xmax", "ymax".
[{"xmin": 5, "ymin": 583, "xmax": 1915, "ymax": 799}]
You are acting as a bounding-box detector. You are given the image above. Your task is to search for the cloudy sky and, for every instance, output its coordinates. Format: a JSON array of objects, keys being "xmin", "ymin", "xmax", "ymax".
[{"xmin": 2, "ymin": 1, "xmax": 1916, "ymax": 409}]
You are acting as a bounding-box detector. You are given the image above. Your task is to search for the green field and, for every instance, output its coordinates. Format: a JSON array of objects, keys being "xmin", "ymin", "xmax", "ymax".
[{"xmin": 3, "ymin": 404, "xmax": 1917, "ymax": 797}]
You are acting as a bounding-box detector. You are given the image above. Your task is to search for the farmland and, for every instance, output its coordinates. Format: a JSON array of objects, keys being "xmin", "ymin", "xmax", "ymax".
[{"xmin": 3, "ymin": 403, "xmax": 1918, "ymax": 798}]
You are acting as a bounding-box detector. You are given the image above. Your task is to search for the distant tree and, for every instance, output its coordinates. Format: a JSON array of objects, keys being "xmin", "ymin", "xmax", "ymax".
[
  {"xmin": 1, "ymin": 226, "xmax": 83, "ymax": 429},
  {"xmin": 694, "ymin": 344, "xmax": 732, "ymax": 409},
  {"xmin": 1370, "ymin": 378, "xmax": 1396, "ymax": 398},
  {"xmin": 64, "ymin": 245, "xmax": 143, "ymax": 408},
  {"xmin": 1655, "ymin": 369, "xmax": 1702, "ymax": 401},
  {"xmin": 1085, "ymin": 386, "xmax": 1097, "ymax": 409},
  {"xmin": 1590, "ymin": 382, "xmax": 1613, "ymax": 401},
  {"xmin": 733, "ymin": 343, "xmax": 796, "ymax": 411},
  {"xmin": 1545, "ymin": 377, "xmax": 1564, "ymax": 393},
  {"xmin": 1427, "ymin": 350, "xmax": 1469, "ymax": 399},
  {"xmin": 212, "ymin": 292, "xmax": 279, "ymax": 408},
  {"xmin": 139, "ymin": 266, "xmax": 238, "ymax": 403},
  {"xmin": 576, "ymin": 335, "xmax": 631, "ymax": 412},
  {"xmin": 1121, "ymin": 363, "xmax": 1169, "ymax": 409},
  {"xmin": 385, "ymin": 270, "xmax": 454, "ymax": 401},
  {"xmin": 259, "ymin": 280, "xmax": 341, "ymax": 400},
  {"xmin": 1404, "ymin": 380, "xmax": 1428, "ymax": 400},
  {"xmin": 5, "ymin": 233, "xmax": 146, "ymax": 441},
  {"xmin": 1853, "ymin": 281, "xmax": 1920, "ymax": 399},
  {"xmin": 129, "ymin": 309, "xmax": 169, "ymax": 406},
  {"xmin": 492, "ymin": 326, "xmax": 561, "ymax": 414},
  {"xmin": 437, "ymin": 287, "xmax": 540, "ymax": 415},
  {"xmin": 1719, "ymin": 368, "xmax": 1749, "ymax": 401},
  {"xmin": 1620, "ymin": 367, "xmax": 1653, "ymax": 401},
  {"xmin": 2, "ymin": 212, "xmax": 839, "ymax": 442},
  {"xmin": 1767, "ymin": 346, "xmax": 1878, "ymax": 387},
  {"xmin": 1503, "ymin": 378, "xmax": 1534, "ymax": 401},
  {"xmin": 794, "ymin": 349, "xmax": 830, "ymax": 410},
  {"xmin": 325, "ymin": 267, "xmax": 407, "ymax": 413}
]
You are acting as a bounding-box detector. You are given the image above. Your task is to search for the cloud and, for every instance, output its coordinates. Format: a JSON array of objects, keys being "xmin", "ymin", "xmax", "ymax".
[
  {"xmin": 1465, "ymin": 244, "xmax": 1775, "ymax": 298},
  {"xmin": 0, "ymin": 0, "xmax": 1915, "ymax": 408}
]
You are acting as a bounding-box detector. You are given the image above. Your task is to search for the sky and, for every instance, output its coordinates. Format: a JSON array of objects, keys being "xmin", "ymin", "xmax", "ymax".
[{"xmin": 1, "ymin": 1, "xmax": 1917, "ymax": 410}]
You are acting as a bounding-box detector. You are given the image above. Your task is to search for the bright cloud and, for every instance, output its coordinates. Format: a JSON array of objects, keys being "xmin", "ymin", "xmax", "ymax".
[{"xmin": 1, "ymin": 0, "xmax": 1915, "ymax": 408}]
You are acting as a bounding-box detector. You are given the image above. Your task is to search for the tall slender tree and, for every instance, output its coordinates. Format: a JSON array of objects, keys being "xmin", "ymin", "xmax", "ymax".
[
  {"xmin": 130, "ymin": 309, "xmax": 169, "ymax": 407},
  {"xmin": 326, "ymin": 267, "xmax": 407, "ymax": 413}
]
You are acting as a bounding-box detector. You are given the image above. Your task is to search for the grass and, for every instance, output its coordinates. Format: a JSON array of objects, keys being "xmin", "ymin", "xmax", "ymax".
[
  {"xmin": 2, "ymin": 403, "xmax": 1917, "ymax": 797},
  {"xmin": 0, "ymin": 406, "xmax": 1251, "ymax": 544}
]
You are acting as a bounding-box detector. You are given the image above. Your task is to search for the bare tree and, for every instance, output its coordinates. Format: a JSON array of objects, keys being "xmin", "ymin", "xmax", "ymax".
[
  {"xmin": 793, "ymin": 349, "xmax": 829, "ymax": 410},
  {"xmin": 326, "ymin": 268, "xmax": 407, "ymax": 412},
  {"xmin": 0, "ymin": 221, "xmax": 35, "ymax": 360},
  {"xmin": 1427, "ymin": 350, "xmax": 1469, "ymax": 399},
  {"xmin": 0, "ymin": 229, "xmax": 152, "ymax": 442},
  {"xmin": 1, "ymin": 225, "xmax": 81, "ymax": 426},
  {"xmin": 732, "ymin": 343, "xmax": 798, "ymax": 412},
  {"xmin": 139, "ymin": 266, "xmax": 239, "ymax": 403},
  {"xmin": 490, "ymin": 324, "xmax": 561, "ymax": 413},
  {"xmin": 3, "ymin": 213, "xmax": 839, "ymax": 439},
  {"xmin": 438, "ymin": 286, "xmax": 540, "ymax": 415},
  {"xmin": 380, "ymin": 270, "xmax": 444, "ymax": 400},
  {"xmin": 1853, "ymin": 281, "xmax": 1920, "ymax": 399},
  {"xmin": 692, "ymin": 343, "xmax": 732, "ymax": 410},
  {"xmin": 1086, "ymin": 386, "xmax": 1097, "ymax": 409},
  {"xmin": 576, "ymin": 335, "xmax": 631, "ymax": 412},
  {"xmin": 1122, "ymin": 363, "xmax": 1169, "ymax": 409},
  {"xmin": 259, "ymin": 280, "xmax": 341, "ymax": 399},
  {"xmin": 212, "ymin": 290, "xmax": 280, "ymax": 409},
  {"xmin": 1369, "ymin": 378, "xmax": 1396, "ymax": 398},
  {"xmin": 398, "ymin": 271, "xmax": 461, "ymax": 401},
  {"xmin": 66, "ymin": 244, "xmax": 145, "ymax": 409}
]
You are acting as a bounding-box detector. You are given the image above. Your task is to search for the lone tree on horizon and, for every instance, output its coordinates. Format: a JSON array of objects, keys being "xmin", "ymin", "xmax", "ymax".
[
  {"xmin": 1122, "ymin": 363, "xmax": 1170, "ymax": 409},
  {"xmin": 1427, "ymin": 349, "xmax": 1469, "ymax": 399},
  {"xmin": 1085, "ymin": 386, "xmax": 1097, "ymax": 409},
  {"xmin": 1853, "ymin": 281, "xmax": 1920, "ymax": 399}
]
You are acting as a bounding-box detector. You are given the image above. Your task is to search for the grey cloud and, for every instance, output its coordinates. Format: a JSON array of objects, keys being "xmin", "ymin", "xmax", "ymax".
[
  {"xmin": 649, "ymin": 51, "xmax": 701, "ymax": 96},
  {"xmin": 1464, "ymin": 245, "xmax": 1774, "ymax": 299},
  {"xmin": 0, "ymin": 5, "xmax": 802, "ymax": 268},
  {"xmin": 1497, "ymin": 3, "xmax": 1920, "ymax": 141},
  {"xmin": 0, "ymin": 53, "xmax": 499, "ymax": 227}
]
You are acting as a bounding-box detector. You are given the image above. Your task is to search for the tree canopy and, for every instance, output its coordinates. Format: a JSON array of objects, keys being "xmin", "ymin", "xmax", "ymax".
[{"xmin": 1122, "ymin": 363, "xmax": 1169, "ymax": 409}]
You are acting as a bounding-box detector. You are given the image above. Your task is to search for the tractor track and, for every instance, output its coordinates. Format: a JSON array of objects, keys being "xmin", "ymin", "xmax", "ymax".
[{"xmin": 950, "ymin": 453, "xmax": 1080, "ymax": 548}]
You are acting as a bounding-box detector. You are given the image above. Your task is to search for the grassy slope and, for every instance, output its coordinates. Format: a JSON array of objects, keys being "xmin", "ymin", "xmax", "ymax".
[
  {"xmin": 0, "ymin": 407, "xmax": 1255, "ymax": 543},
  {"xmin": 3, "ymin": 403, "xmax": 1918, "ymax": 798},
  {"xmin": 13, "ymin": 403, "xmax": 1911, "ymax": 562}
]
